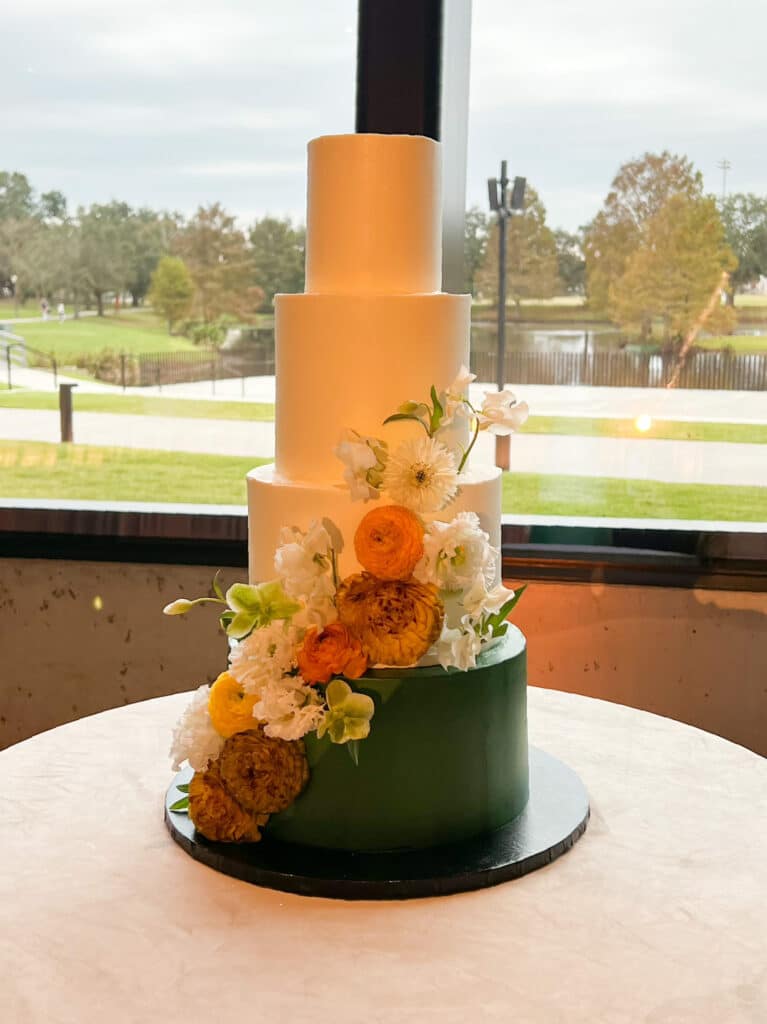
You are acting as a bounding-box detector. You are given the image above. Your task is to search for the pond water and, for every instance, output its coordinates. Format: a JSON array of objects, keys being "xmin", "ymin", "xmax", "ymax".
[{"xmin": 470, "ymin": 321, "xmax": 767, "ymax": 352}]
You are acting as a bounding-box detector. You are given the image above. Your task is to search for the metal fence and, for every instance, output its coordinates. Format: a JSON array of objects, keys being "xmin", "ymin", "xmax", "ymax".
[
  {"xmin": 136, "ymin": 348, "xmax": 275, "ymax": 388},
  {"xmin": 124, "ymin": 344, "xmax": 767, "ymax": 392},
  {"xmin": 469, "ymin": 349, "xmax": 767, "ymax": 391}
]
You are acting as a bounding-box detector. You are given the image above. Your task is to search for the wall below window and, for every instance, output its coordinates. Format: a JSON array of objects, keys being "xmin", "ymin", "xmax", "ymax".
[{"xmin": 1, "ymin": 558, "xmax": 765, "ymax": 756}]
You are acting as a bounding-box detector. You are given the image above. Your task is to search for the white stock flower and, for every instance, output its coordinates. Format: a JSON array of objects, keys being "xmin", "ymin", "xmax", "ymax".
[
  {"xmin": 382, "ymin": 435, "xmax": 459, "ymax": 514},
  {"xmin": 478, "ymin": 390, "xmax": 529, "ymax": 435},
  {"xmin": 335, "ymin": 429, "xmax": 387, "ymax": 502},
  {"xmin": 435, "ymin": 619, "xmax": 483, "ymax": 672},
  {"xmin": 462, "ymin": 573, "xmax": 513, "ymax": 620},
  {"xmin": 274, "ymin": 520, "xmax": 337, "ymax": 624},
  {"xmin": 253, "ymin": 675, "xmax": 326, "ymax": 741},
  {"xmin": 169, "ymin": 684, "xmax": 224, "ymax": 772},
  {"xmin": 228, "ymin": 620, "xmax": 299, "ymax": 695},
  {"xmin": 417, "ymin": 512, "xmax": 497, "ymax": 591},
  {"xmin": 442, "ymin": 364, "xmax": 477, "ymax": 426}
]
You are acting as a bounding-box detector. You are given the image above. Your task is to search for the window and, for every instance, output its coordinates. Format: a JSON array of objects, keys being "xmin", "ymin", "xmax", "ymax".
[
  {"xmin": 467, "ymin": 0, "xmax": 767, "ymax": 532},
  {"xmin": 1, "ymin": 1, "xmax": 764, "ymax": 585},
  {"xmin": 1, "ymin": 1, "xmax": 356, "ymax": 509}
]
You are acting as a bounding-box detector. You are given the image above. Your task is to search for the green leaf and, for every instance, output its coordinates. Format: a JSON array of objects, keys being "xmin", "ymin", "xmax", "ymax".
[
  {"xmin": 397, "ymin": 400, "xmax": 427, "ymax": 416},
  {"xmin": 382, "ymin": 412, "xmax": 430, "ymax": 434},
  {"xmin": 346, "ymin": 739, "xmax": 360, "ymax": 767},
  {"xmin": 486, "ymin": 584, "xmax": 528, "ymax": 632},
  {"xmin": 169, "ymin": 797, "xmax": 189, "ymax": 812},
  {"xmin": 176, "ymin": 783, "xmax": 190, "ymax": 793},
  {"xmin": 429, "ymin": 385, "xmax": 445, "ymax": 434},
  {"xmin": 212, "ymin": 570, "xmax": 224, "ymax": 602}
]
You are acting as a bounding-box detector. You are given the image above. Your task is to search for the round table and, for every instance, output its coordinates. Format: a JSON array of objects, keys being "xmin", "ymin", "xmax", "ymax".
[{"xmin": 1, "ymin": 689, "xmax": 764, "ymax": 1023}]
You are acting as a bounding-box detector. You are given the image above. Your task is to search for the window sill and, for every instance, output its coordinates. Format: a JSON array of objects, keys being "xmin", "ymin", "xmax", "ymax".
[{"xmin": 1, "ymin": 500, "xmax": 765, "ymax": 591}]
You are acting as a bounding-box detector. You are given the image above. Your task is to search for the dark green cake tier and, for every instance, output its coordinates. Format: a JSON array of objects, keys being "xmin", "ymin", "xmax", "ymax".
[{"xmin": 266, "ymin": 627, "xmax": 528, "ymax": 852}]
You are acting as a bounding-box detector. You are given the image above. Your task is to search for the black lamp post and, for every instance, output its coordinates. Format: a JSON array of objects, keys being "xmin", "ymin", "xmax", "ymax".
[{"xmin": 488, "ymin": 162, "xmax": 525, "ymax": 468}]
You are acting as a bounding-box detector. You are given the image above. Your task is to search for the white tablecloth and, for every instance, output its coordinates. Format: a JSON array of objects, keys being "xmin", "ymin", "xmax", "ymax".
[{"xmin": 1, "ymin": 688, "xmax": 765, "ymax": 1023}]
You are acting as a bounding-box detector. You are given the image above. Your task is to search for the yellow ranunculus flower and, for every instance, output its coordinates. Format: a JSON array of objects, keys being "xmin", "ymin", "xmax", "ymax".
[{"xmin": 207, "ymin": 671, "xmax": 258, "ymax": 739}]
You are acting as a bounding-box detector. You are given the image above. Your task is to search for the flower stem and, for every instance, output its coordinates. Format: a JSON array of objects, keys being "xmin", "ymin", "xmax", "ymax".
[
  {"xmin": 330, "ymin": 547, "xmax": 340, "ymax": 591},
  {"xmin": 457, "ymin": 417, "xmax": 481, "ymax": 474}
]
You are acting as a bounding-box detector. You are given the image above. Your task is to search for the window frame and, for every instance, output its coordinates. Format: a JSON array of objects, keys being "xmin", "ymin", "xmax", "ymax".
[{"xmin": 1, "ymin": 0, "xmax": 764, "ymax": 586}]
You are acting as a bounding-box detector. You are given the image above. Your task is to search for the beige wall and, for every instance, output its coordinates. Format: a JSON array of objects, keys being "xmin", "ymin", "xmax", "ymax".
[{"xmin": 1, "ymin": 557, "xmax": 765, "ymax": 755}]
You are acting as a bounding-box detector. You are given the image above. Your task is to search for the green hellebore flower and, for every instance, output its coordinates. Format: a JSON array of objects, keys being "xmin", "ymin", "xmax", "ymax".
[
  {"xmin": 224, "ymin": 580, "xmax": 302, "ymax": 639},
  {"xmin": 317, "ymin": 679, "xmax": 375, "ymax": 745}
]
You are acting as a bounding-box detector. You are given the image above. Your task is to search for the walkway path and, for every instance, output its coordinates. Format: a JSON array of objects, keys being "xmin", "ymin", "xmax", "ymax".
[
  {"xmin": 117, "ymin": 375, "xmax": 767, "ymax": 424},
  {"xmin": 8, "ymin": 368, "xmax": 767, "ymax": 423},
  {"xmin": 2, "ymin": 407, "xmax": 766, "ymax": 487}
]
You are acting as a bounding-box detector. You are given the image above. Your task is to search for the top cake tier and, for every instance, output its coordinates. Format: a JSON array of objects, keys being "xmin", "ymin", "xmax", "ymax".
[{"xmin": 304, "ymin": 134, "xmax": 442, "ymax": 295}]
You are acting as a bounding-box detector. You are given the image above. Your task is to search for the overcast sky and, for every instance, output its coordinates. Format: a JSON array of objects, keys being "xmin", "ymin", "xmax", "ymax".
[{"xmin": 3, "ymin": 0, "xmax": 765, "ymax": 232}]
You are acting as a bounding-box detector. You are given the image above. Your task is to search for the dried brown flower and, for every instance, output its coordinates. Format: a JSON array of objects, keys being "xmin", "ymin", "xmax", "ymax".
[
  {"xmin": 336, "ymin": 572, "xmax": 444, "ymax": 666},
  {"xmin": 188, "ymin": 760, "xmax": 268, "ymax": 843},
  {"xmin": 218, "ymin": 728, "xmax": 310, "ymax": 815}
]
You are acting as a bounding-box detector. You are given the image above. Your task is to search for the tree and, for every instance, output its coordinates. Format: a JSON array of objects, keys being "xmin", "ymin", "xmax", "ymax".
[
  {"xmin": 718, "ymin": 193, "xmax": 767, "ymax": 302},
  {"xmin": 248, "ymin": 216, "xmax": 305, "ymax": 311},
  {"xmin": 609, "ymin": 194, "xmax": 737, "ymax": 344},
  {"xmin": 584, "ymin": 152, "xmax": 703, "ymax": 313},
  {"xmin": 77, "ymin": 201, "xmax": 135, "ymax": 315},
  {"xmin": 463, "ymin": 206, "xmax": 489, "ymax": 296},
  {"xmin": 554, "ymin": 229, "xmax": 586, "ymax": 295},
  {"xmin": 0, "ymin": 172, "xmax": 35, "ymax": 220},
  {"xmin": 149, "ymin": 256, "xmax": 194, "ymax": 332},
  {"xmin": 476, "ymin": 185, "xmax": 560, "ymax": 308},
  {"xmin": 175, "ymin": 204, "xmax": 263, "ymax": 324},
  {"xmin": 122, "ymin": 208, "xmax": 183, "ymax": 307}
]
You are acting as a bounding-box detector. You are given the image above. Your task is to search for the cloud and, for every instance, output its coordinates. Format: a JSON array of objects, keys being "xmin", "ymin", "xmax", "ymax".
[{"xmin": 2, "ymin": 0, "xmax": 765, "ymax": 233}]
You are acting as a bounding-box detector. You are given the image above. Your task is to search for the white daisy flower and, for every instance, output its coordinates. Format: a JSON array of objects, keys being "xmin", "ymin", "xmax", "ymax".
[
  {"xmin": 169, "ymin": 684, "xmax": 224, "ymax": 772},
  {"xmin": 253, "ymin": 675, "xmax": 326, "ymax": 741},
  {"xmin": 382, "ymin": 435, "xmax": 459, "ymax": 514}
]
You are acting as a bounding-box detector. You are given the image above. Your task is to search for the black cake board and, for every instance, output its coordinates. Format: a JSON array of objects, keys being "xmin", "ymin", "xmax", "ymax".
[
  {"xmin": 164, "ymin": 746, "xmax": 589, "ymax": 901},
  {"xmin": 164, "ymin": 749, "xmax": 589, "ymax": 901}
]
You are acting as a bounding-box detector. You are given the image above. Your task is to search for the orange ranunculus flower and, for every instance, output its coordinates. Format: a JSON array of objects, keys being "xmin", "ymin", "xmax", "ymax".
[
  {"xmin": 353, "ymin": 505, "xmax": 424, "ymax": 581},
  {"xmin": 296, "ymin": 623, "xmax": 368, "ymax": 684},
  {"xmin": 208, "ymin": 671, "xmax": 258, "ymax": 738}
]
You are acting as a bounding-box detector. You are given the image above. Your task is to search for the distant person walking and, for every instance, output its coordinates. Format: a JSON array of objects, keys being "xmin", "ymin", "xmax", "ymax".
[
  {"xmin": 57, "ymin": 302, "xmax": 66, "ymax": 323},
  {"xmin": 41, "ymin": 298, "xmax": 49, "ymax": 321}
]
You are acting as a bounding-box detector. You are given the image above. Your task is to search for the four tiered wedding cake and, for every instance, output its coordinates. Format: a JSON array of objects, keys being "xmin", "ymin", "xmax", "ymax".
[{"xmin": 165, "ymin": 133, "xmax": 530, "ymax": 853}]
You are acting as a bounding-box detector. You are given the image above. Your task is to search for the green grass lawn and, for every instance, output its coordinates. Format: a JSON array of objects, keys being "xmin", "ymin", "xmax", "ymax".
[
  {"xmin": 0, "ymin": 390, "xmax": 276, "ymax": 421},
  {"xmin": 525, "ymin": 415, "xmax": 767, "ymax": 445},
  {"xmin": 2, "ymin": 439, "xmax": 765, "ymax": 520},
  {"xmin": 501, "ymin": 471, "xmax": 767, "ymax": 521},
  {"xmin": 696, "ymin": 334, "xmax": 767, "ymax": 353},
  {"xmin": 6, "ymin": 312, "xmax": 196, "ymax": 359},
  {"xmin": 2, "ymin": 391, "xmax": 765, "ymax": 444}
]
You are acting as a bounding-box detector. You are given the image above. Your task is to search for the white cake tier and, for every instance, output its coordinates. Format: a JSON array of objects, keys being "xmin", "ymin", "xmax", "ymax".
[
  {"xmin": 247, "ymin": 462, "xmax": 503, "ymax": 585},
  {"xmin": 274, "ymin": 291, "xmax": 471, "ymax": 483},
  {"xmin": 304, "ymin": 134, "xmax": 442, "ymax": 295}
]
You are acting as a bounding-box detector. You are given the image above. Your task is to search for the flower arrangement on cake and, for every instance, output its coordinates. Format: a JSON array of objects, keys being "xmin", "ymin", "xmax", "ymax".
[{"xmin": 164, "ymin": 366, "xmax": 528, "ymax": 843}]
